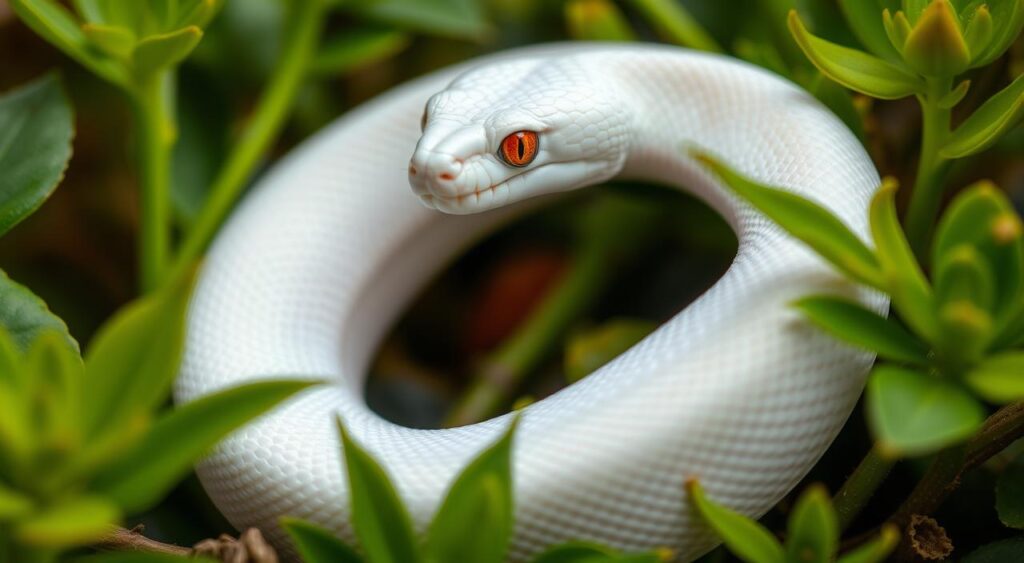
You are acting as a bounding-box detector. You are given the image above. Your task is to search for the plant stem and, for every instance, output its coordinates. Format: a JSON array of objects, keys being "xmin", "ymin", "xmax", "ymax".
[
  {"xmin": 893, "ymin": 400, "xmax": 1024, "ymax": 524},
  {"xmin": 905, "ymin": 79, "xmax": 954, "ymax": 258},
  {"xmin": 444, "ymin": 237, "xmax": 612, "ymax": 428},
  {"xmin": 131, "ymin": 72, "xmax": 175, "ymax": 293},
  {"xmin": 833, "ymin": 444, "xmax": 897, "ymax": 531},
  {"xmin": 168, "ymin": 0, "xmax": 326, "ymax": 282},
  {"xmin": 624, "ymin": 0, "xmax": 723, "ymax": 52}
]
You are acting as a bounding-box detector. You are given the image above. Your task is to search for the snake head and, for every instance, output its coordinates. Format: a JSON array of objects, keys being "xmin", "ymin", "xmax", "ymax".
[{"xmin": 409, "ymin": 56, "xmax": 631, "ymax": 214}]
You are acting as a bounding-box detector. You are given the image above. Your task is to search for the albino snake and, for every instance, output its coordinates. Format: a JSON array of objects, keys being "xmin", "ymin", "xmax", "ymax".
[{"xmin": 175, "ymin": 44, "xmax": 885, "ymax": 561}]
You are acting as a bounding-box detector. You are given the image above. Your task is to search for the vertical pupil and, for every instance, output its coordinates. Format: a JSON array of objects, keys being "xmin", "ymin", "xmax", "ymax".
[{"xmin": 517, "ymin": 137, "xmax": 525, "ymax": 160}]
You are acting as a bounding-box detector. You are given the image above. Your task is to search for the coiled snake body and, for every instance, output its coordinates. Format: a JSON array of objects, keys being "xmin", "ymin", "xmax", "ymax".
[{"xmin": 176, "ymin": 44, "xmax": 884, "ymax": 561}]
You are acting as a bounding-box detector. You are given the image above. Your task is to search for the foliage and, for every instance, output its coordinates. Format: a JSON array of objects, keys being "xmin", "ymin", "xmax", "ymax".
[
  {"xmin": 686, "ymin": 480, "xmax": 898, "ymax": 563},
  {"xmin": 697, "ymin": 154, "xmax": 1024, "ymax": 457},
  {"xmin": 283, "ymin": 417, "xmax": 663, "ymax": 563}
]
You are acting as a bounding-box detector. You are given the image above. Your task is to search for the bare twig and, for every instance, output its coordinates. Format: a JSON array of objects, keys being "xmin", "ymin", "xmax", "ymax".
[{"xmin": 97, "ymin": 526, "xmax": 278, "ymax": 562}]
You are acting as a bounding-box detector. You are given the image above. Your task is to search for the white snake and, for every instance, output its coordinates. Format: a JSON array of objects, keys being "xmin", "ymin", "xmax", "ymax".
[{"xmin": 175, "ymin": 44, "xmax": 886, "ymax": 561}]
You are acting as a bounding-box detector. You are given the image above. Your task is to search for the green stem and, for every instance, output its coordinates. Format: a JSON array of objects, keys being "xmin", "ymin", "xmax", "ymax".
[
  {"xmin": 905, "ymin": 80, "xmax": 954, "ymax": 258},
  {"xmin": 444, "ymin": 238, "xmax": 612, "ymax": 428},
  {"xmin": 131, "ymin": 72, "xmax": 175, "ymax": 293},
  {"xmin": 624, "ymin": 0, "xmax": 723, "ymax": 52},
  {"xmin": 168, "ymin": 0, "xmax": 326, "ymax": 282},
  {"xmin": 833, "ymin": 445, "xmax": 897, "ymax": 531}
]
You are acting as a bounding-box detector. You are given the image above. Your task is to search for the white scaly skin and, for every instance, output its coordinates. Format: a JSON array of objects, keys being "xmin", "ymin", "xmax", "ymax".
[{"xmin": 176, "ymin": 44, "xmax": 885, "ymax": 562}]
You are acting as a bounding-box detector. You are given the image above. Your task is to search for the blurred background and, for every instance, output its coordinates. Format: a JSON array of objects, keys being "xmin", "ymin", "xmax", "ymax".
[{"xmin": 1, "ymin": 0, "xmax": 1023, "ymax": 554}]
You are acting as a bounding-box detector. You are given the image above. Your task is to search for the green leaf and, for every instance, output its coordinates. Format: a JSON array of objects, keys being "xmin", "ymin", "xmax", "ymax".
[
  {"xmin": 131, "ymin": 26, "xmax": 203, "ymax": 71},
  {"xmin": 176, "ymin": 0, "xmax": 223, "ymax": 29},
  {"xmin": 91, "ymin": 379, "xmax": 316, "ymax": 513},
  {"xmin": 937, "ymin": 79, "xmax": 970, "ymax": 109},
  {"xmin": 565, "ymin": 319, "xmax": 656, "ymax": 382},
  {"xmin": 345, "ymin": 0, "xmax": 489, "ymax": 41},
  {"xmin": 281, "ymin": 517, "xmax": 362, "ymax": 563},
  {"xmin": 0, "ymin": 74, "xmax": 74, "ymax": 237},
  {"xmin": 934, "ymin": 244, "xmax": 995, "ymax": 311},
  {"xmin": 338, "ymin": 418, "xmax": 420, "ymax": 563},
  {"xmin": 963, "ymin": 5, "xmax": 994, "ymax": 64},
  {"xmin": 836, "ymin": 524, "xmax": 899, "ymax": 563},
  {"xmin": 789, "ymin": 10, "xmax": 924, "ymax": 99},
  {"xmin": 10, "ymin": 0, "xmax": 128, "ymax": 85},
  {"xmin": 838, "ymin": 0, "xmax": 903, "ymax": 61},
  {"xmin": 869, "ymin": 180, "xmax": 937, "ymax": 341},
  {"xmin": 14, "ymin": 495, "xmax": 120, "ymax": 547},
  {"xmin": 82, "ymin": 271, "xmax": 193, "ymax": 438},
  {"xmin": 970, "ymin": 0, "xmax": 1024, "ymax": 66},
  {"xmin": 311, "ymin": 29, "xmax": 410, "ymax": 76},
  {"xmin": 962, "ymin": 537, "xmax": 1024, "ymax": 563},
  {"xmin": 531, "ymin": 542, "xmax": 618, "ymax": 563},
  {"xmin": 931, "ymin": 183, "xmax": 1023, "ymax": 328},
  {"xmin": 794, "ymin": 296, "xmax": 928, "ymax": 364},
  {"xmin": 964, "ymin": 352, "xmax": 1024, "ymax": 403},
  {"xmin": 0, "ymin": 483, "xmax": 34, "ymax": 520},
  {"xmin": 425, "ymin": 416, "xmax": 518, "ymax": 563},
  {"xmin": 996, "ymin": 455, "xmax": 1024, "ymax": 529},
  {"xmin": 693, "ymin": 152, "xmax": 884, "ymax": 289},
  {"xmin": 82, "ymin": 23, "xmax": 136, "ymax": 58},
  {"xmin": 942, "ymin": 73, "xmax": 1024, "ymax": 158},
  {"xmin": 621, "ymin": 0, "xmax": 722, "ymax": 52},
  {"xmin": 565, "ymin": 0, "xmax": 636, "ymax": 42},
  {"xmin": 686, "ymin": 479, "xmax": 785, "ymax": 563},
  {"xmin": 0, "ymin": 269, "xmax": 76, "ymax": 353},
  {"xmin": 866, "ymin": 366, "xmax": 985, "ymax": 457},
  {"xmin": 786, "ymin": 485, "xmax": 838, "ymax": 563}
]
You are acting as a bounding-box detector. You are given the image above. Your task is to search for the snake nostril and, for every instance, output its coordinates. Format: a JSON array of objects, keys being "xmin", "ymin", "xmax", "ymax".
[
  {"xmin": 438, "ymin": 172, "xmax": 455, "ymax": 181},
  {"xmin": 409, "ymin": 165, "xmax": 417, "ymax": 176}
]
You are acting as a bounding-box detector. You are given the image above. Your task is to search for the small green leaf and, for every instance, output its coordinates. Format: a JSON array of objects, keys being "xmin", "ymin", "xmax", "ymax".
[
  {"xmin": 132, "ymin": 26, "xmax": 203, "ymax": 72},
  {"xmin": 281, "ymin": 517, "xmax": 362, "ymax": 563},
  {"xmin": 942, "ymin": 73, "xmax": 1024, "ymax": 158},
  {"xmin": 311, "ymin": 29, "xmax": 410, "ymax": 76},
  {"xmin": 565, "ymin": 319, "xmax": 656, "ymax": 382},
  {"xmin": 82, "ymin": 271, "xmax": 193, "ymax": 438},
  {"xmin": 963, "ymin": 5, "xmax": 994, "ymax": 63},
  {"xmin": 869, "ymin": 180, "xmax": 937, "ymax": 341},
  {"xmin": 934, "ymin": 244, "xmax": 994, "ymax": 311},
  {"xmin": 785, "ymin": 485, "xmax": 838, "ymax": 563},
  {"xmin": 425, "ymin": 416, "xmax": 518, "ymax": 563},
  {"xmin": 839, "ymin": 0, "xmax": 903, "ymax": 61},
  {"xmin": 686, "ymin": 479, "xmax": 785, "ymax": 563},
  {"xmin": 531, "ymin": 542, "xmax": 618, "ymax": 563},
  {"xmin": 10, "ymin": 0, "xmax": 128, "ymax": 85},
  {"xmin": 882, "ymin": 9, "xmax": 911, "ymax": 52},
  {"xmin": 92, "ymin": 379, "xmax": 316, "ymax": 513},
  {"xmin": 836, "ymin": 524, "xmax": 899, "ymax": 563},
  {"xmin": 789, "ymin": 10, "xmax": 924, "ymax": 99},
  {"xmin": 970, "ymin": 0, "xmax": 1024, "ymax": 66},
  {"xmin": 0, "ymin": 73, "xmax": 74, "ymax": 237},
  {"xmin": 693, "ymin": 152, "xmax": 884, "ymax": 289},
  {"xmin": 937, "ymin": 79, "xmax": 970, "ymax": 109},
  {"xmin": 176, "ymin": 0, "xmax": 223, "ymax": 29},
  {"xmin": 565, "ymin": 0, "xmax": 637, "ymax": 42},
  {"xmin": 793, "ymin": 296, "xmax": 929, "ymax": 364},
  {"xmin": 964, "ymin": 352, "xmax": 1024, "ymax": 403},
  {"xmin": 0, "ymin": 483, "xmax": 34, "ymax": 520},
  {"xmin": 866, "ymin": 366, "xmax": 985, "ymax": 457},
  {"xmin": 996, "ymin": 455, "xmax": 1024, "ymax": 529},
  {"xmin": 338, "ymin": 418, "xmax": 420, "ymax": 563},
  {"xmin": 15, "ymin": 495, "xmax": 120, "ymax": 547},
  {"xmin": 0, "ymin": 269, "xmax": 77, "ymax": 353},
  {"xmin": 82, "ymin": 23, "xmax": 136, "ymax": 58}
]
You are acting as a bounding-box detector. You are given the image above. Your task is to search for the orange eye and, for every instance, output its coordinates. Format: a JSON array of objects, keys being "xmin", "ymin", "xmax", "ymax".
[{"xmin": 499, "ymin": 131, "xmax": 539, "ymax": 167}]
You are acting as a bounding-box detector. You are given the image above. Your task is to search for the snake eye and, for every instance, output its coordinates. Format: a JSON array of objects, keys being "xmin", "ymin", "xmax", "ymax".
[{"xmin": 499, "ymin": 131, "xmax": 538, "ymax": 167}]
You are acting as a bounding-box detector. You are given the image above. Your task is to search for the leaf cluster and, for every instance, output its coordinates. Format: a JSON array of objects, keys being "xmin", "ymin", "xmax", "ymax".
[{"xmin": 697, "ymin": 154, "xmax": 1024, "ymax": 458}]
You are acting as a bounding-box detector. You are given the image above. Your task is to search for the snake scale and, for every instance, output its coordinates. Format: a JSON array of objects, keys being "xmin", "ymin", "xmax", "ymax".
[{"xmin": 175, "ymin": 43, "xmax": 886, "ymax": 561}]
